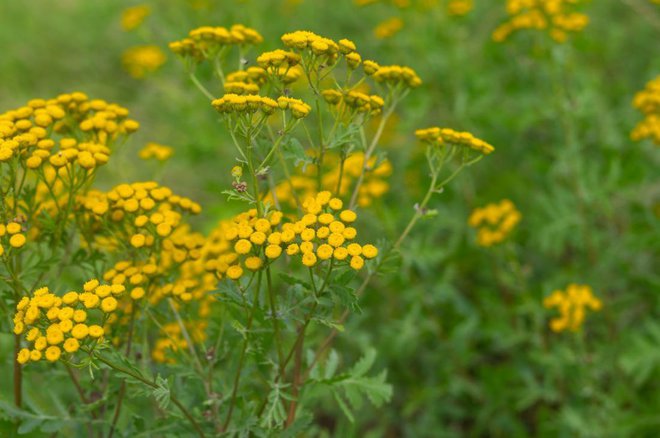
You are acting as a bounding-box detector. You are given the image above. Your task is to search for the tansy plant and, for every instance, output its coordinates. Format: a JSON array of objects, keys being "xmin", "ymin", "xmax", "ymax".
[{"xmin": 1, "ymin": 25, "xmax": 493, "ymax": 436}]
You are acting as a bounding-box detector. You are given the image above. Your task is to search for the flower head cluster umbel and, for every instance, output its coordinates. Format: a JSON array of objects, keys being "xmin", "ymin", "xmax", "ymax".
[
  {"xmin": 631, "ymin": 75, "xmax": 660, "ymax": 146},
  {"xmin": 493, "ymin": 0, "xmax": 589, "ymax": 43},
  {"xmin": 543, "ymin": 284, "xmax": 602, "ymax": 332},
  {"xmin": 468, "ymin": 200, "xmax": 521, "ymax": 247},
  {"xmin": 14, "ymin": 280, "xmax": 124, "ymax": 364}
]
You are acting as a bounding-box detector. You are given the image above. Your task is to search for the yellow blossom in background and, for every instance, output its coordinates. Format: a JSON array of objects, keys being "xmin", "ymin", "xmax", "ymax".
[
  {"xmin": 139, "ymin": 142, "xmax": 174, "ymax": 161},
  {"xmin": 169, "ymin": 24, "xmax": 263, "ymax": 64},
  {"xmin": 267, "ymin": 152, "xmax": 392, "ymax": 210},
  {"xmin": 374, "ymin": 17, "xmax": 404, "ymax": 39},
  {"xmin": 631, "ymin": 75, "xmax": 660, "ymax": 145},
  {"xmin": 447, "ymin": 0, "xmax": 473, "ymax": 16},
  {"xmin": 122, "ymin": 45, "xmax": 166, "ymax": 79},
  {"xmin": 493, "ymin": 0, "xmax": 589, "ymax": 43},
  {"xmin": 415, "ymin": 126, "xmax": 495, "ymax": 154},
  {"xmin": 468, "ymin": 199, "xmax": 521, "ymax": 247},
  {"xmin": 121, "ymin": 5, "xmax": 151, "ymax": 31},
  {"xmin": 543, "ymin": 284, "xmax": 602, "ymax": 332}
]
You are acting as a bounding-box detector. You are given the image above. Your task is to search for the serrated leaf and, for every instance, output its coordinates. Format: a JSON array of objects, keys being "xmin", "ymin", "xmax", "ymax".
[
  {"xmin": 278, "ymin": 272, "xmax": 311, "ymax": 289},
  {"xmin": 282, "ymin": 137, "xmax": 311, "ymax": 167},
  {"xmin": 152, "ymin": 375, "xmax": 171, "ymax": 410},
  {"xmin": 333, "ymin": 391, "xmax": 355, "ymax": 423},
  {"xmin": 350, "ymin": 348, "xmax": 376, "ymax": 377}
]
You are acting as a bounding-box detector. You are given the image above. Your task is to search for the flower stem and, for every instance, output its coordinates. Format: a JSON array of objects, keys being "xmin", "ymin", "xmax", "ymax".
[{"xmin": 94, "ymin": 353, "xmax": 206, "ymax": 438}]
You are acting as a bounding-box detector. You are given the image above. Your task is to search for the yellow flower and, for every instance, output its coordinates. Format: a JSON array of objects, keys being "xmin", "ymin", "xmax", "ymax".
[
  {"xmin": 121, "ymin": 5, "xmax": 151, "ymax": 31},
  {"xmin": 130, "ymin": 287, "xmax": 146, "ymax": 300},
  {"xmin": 234, "ymin": 239, "xmax": 252, "ymax": 254},
  {"xmin": 350, "ymin": 255, "xmax": 364, "ymax": 270},
  {"xmin": 544, "ymin": 284, "xmax": 602, "ymax": 332},
  {"xmin": 63, "ymin": 338, "xmax": 80, "ymax": 353},
  {"xmin": 45, "ymin": 346, "xmax": 61, "ymax": 362},
  {"xmin": 245, "ymin": 256, "xmax": 263, "ymax": 271},
  {"xmin": 493, "ymin": 0, "xmax": 589, "ymax": 43},
  {"xmin": 302, "ymin": 252, "xmax": 317, "ymax": 267},
  {"xmin": 17, "ymin": 348, "xmax": 30, "ymax": 364},
  {"xmin": 265, "ymin": 244, "xmax": 283, "ymax": 259},
  {"xmin": 130, "ymin": 234, "xmax": 146, "ymax": 248},
  {"xmin": 468, "ymin": 199, "xmax": 521, "ymax": 247},
  {"xmin": 139, "ymin": 142, "xmax": 174, "ymax": 161},
  {"xmin": 88, "ymin": 325, "xmax": 104, "ymax": 338},
  {"xmin": 122, "ymin": 46, "xmax": 166, "ymax": 79},
  {"xmin": 101, "ymin": 297, "xmax": 118, "ymax": 313},
  {"xmin": 374, "ymin": 17, "xmax": 404, "ymax": 39},
  {"xmin": 631, "ymin": 75, "xmax": 660, "ymax": 146},
  {"xmin": 9, "ymin": 234, "xmax": 26, "ymax": 248},
  {"xmin": 226, "ymin": 265, "xmax": 244, "ymax": 280}
]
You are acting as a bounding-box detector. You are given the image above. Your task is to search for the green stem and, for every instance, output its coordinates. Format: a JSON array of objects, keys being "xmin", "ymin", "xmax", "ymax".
[
  {"xmin": 189, "ymin": 73, "xmax": 215, "ymax": 100},
  {"xmin": 266, "ymin": 267, "xmax": 285, "ymax": 377},
  {"xmin": 93, "ymin": 353, "xmax": 206, "ymax": 438},
  {"xmin": 222, "ymin": 272, "xmax": 262, "ymax": 431}
]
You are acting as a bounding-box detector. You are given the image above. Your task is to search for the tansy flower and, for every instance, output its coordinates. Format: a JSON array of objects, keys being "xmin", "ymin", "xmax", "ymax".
[
  {"xmin": 13, "ymin": 281, "xmax": 123, "ymax": 365},
  {"xmin": 374, "ymin": 17, "xmax": 404, "ymax": 39},
  {"xmin": 544, "ymin": 284, "xmax": 602, "ymax": 332},
  {"xmin": 121, "ymin": 5, "xmax": 151, "ymax": 31},
  {"xmin": 468, "ymin": 200, "xmax": 521, "ymax": 247},
  {"xmin": 631, "ymin": 75, "xmax": 660, "ymax": 146},
  {"xmin": 122, "ymin": 45, "xmax": 167, "ymax": 79},
  {"xmin": 493, "ymin": 0, "xmax": 589, "ymax": 43},
  {"xmin": 415, "ymin": 126, "xmax": 495, "ymax": 155},
  {"xmin": 139, "ymin": 142, "xmax": 174, "ymax": 161}
]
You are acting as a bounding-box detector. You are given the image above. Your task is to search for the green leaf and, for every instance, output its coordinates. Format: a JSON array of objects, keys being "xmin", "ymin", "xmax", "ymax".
[
  {"xmin": 333, "ymin": 392, "xmax": 355, "ymax": 423},
  {"xmin": 282, "ymin": 137, "xmax": 311, "ymax": 167},
  {"xmin": 260, "ymin": 383, "xmax": 291, "ymax": 429},
  {"xmin": 152, "ymin": 375, "xmax": 171, "ymax": 410}
]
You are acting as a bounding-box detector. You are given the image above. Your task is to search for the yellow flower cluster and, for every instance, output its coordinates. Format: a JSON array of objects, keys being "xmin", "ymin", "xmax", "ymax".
[
  {"xmin": 212, "ymin": 94, "xmax": 277, "ymax": 115},
  {"xmin": 277, "ymin": 96, "xmax": 312, "ymax": 118},
  {"xmin": 369, "ymin": 63, "xmax": 423, "ymax": 88},
  {"xmin": 257, "ymin": 49, "xmax": 301, "ymax": 71},
  {"xmin": 139, "ymin": 142, "xmax": 174, "ymax": 161},
  {"xmin": 415, "ymin": 127, "xmax": 495, "ymax": 155},
  {"xmin": 269, "ymin": 152, "xmax": 392, "ymax": 209},
  {"xmin": 121, "ymin": 5, "xmax": 151, "ymax": 31},
  {"xmin": 222, "ymin": 68, "xmax": 268, "ymax": 95},
  {"xmin": 374, "ymin": 17, "xmax": 404, "ymax": 39},
  {"xmin": 212, "ymin": 94, "xmax": 312, "ymax": 119},
  {"xmin": 122, "ymin": 45, "xmax": 167, "ymax": 79},
  {"xmin": 543, "ymin": 284, "xmax": 602, "ymax": 332},
  {"xmin": 169, "ymin": 25, "xmax": 263, "ymax": 61},
  {"xmin": 281, "ymin": 30, "xmax": 341, "ymax": 63},
  {"xmin": 0, "ymin": 93, "xmax": 139, "ymax": 168},
  {"xmin": 14, "ymin": 280, "xmax": 123, "ymax": 364},
  {"xmin": 286, "ymin": 192, "xmax": 378, "ymax": 269},
  {"xmin": 631, "ymin": 75, "xmax": 660, "ymax": 146},
  {"xmin": 356, "ymin": 0, "xmax": 474, "ymax": 22},
  {"xmin": 468, "ymin": 199, "xmax": 521, "ymax": 247},
  {"xmin": 103, "ymin": 259, "xmax": 159, "ymax": 301},
  {"xmin": 322, "ymin": 89, "xmax": 385, "ymax": 114},
  {"xmin": 0, "ymin": 219, "xmax": 27, "ymax": 256},
  {"xmin": 102, "ymin": 229, "xmax": 207, "ymax": 304},
  {"xmin": 204, "ymin": 209, "xmax": 284, "ymax": 280},
  {"xmin": 447, "ymin": 0, "xmax": 474, "ymax": 16},
  {"xmin": 79, "ymin": 181, "xmax": 201, "ymax": 250},
  {"xmin": 493, "ymin": 0, "xmax": 589, "ymax": 43},
  {"xmin": 205, "ymin": 193, "xmax": 377, "ymax": 280},
  {"xmin": 151, "ymin": 292, "xmax": 213, "ymax": 364}
]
